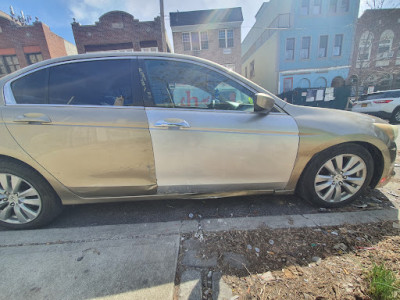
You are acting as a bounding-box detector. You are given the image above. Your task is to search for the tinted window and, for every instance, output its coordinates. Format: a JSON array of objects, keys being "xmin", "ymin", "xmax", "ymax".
[
  {"xmin": 48, "ymin": 60, "xmax": 133, "ymax": 106},
  {"xmin": 11, "ymin": 69, "xmax": 47, "ymax": 104},
  {"xmin": 384, "ymin": 91, "xmax": 400, "ymax": 98},
  {"xmin": 365, "ymin": 92, "xmax": 384, "ymax": 100},
  {"xmin": 142, "ymin": 59, "xmax": 255, "ymax": 111}
]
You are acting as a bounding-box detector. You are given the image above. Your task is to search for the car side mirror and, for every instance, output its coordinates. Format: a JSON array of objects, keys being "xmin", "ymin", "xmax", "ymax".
[{"xmin": 254, "ymin": 93, "xmax": 275, "ymax": 113}]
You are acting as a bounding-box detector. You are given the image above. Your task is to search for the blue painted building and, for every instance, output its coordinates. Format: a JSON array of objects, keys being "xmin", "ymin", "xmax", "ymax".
[{"xmin": 242, "ymin": 0, "xmax": 360, "ymax": 95}]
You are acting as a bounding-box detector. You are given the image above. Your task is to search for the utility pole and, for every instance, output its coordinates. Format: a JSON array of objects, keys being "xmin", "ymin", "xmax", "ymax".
[{"xmin": 160, "ymin": 0, "xmax": 166, "ymax": 52}]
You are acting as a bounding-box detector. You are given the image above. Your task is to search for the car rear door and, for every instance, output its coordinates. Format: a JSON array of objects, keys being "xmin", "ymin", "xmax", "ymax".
[
  {"xmin": 139, "ymin": 57, "xmax": 299, "ymax": 194},
  {"xmin": 2, "ymin": 57, "xmax": 157, "ymax": 198}
]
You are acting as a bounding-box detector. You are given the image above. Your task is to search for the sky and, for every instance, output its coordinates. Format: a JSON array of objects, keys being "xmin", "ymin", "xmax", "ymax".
[{"xmin": 0, "ymin": 0, "xmax": 396, "ymax": 45}]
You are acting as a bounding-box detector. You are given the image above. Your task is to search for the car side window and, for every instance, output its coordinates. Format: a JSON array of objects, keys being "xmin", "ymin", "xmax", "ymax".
[
  {"xmin": 48, "ymin": 60, "xmax": 133, "ymax": 106},
  {"xmin": 142, "ymin": 59, "xmax": 255, "ymax": 111},
  {"xmin": 11, "ymin": 69, "xmax": 47, "ymax": 104}
]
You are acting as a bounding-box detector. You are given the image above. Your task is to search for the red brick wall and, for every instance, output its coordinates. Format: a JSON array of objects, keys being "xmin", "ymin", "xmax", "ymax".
[
  {"xmin": 0, "ymin": 16, "xmax": 69, "ymax": 71},
  {"xmin": 172, "ymin": 26, "xmax": 242, "ymax": 74},
  {"xmin": 0, "ymin": 18, "xmax": 50, "ymax": 68},
  {"xmin": 72, "ymin": 11, "xmax": 165, "ymax": 54},
  {"xmin": 42, "ymin": 24, "xmax": 68, "ymax": 58}
]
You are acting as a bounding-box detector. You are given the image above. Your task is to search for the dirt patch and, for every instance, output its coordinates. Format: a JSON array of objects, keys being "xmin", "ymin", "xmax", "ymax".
[{"xmin": 190, "ymin": 221, "xmax": 400, "ymax": 299}]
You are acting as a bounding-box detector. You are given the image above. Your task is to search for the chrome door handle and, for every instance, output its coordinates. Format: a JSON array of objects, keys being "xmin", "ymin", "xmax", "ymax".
[
  {"xmin": 13, "ymin": 113, "xmax": 52, "ymax": 124},
  {"xmin": 154, "ymin": 118, "xmax": 190, "ymax": 128}
]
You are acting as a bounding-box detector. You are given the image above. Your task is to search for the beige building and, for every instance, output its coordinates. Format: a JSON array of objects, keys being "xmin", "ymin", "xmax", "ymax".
[{"xmin": 170, "ymin": 8, "xmax": 243, "ymax": 74}]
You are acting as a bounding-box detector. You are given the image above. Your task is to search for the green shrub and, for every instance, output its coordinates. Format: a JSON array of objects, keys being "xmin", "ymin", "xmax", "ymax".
[{"xmin": 367, "ymin": 263, "xmax": 399, "ymax": 300}]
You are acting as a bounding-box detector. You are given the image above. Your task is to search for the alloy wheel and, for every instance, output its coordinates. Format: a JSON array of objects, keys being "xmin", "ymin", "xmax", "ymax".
[
  {"xmin": 314, "ymin": 154, "xmax": 367, "ymax": 203},
  {"xmin": 0, "ymin": 173, "xmax": 42, "ymax": 224},
  {"xmin": 395, "ymin": 110, "xmax": 400, "ymax": 122}
]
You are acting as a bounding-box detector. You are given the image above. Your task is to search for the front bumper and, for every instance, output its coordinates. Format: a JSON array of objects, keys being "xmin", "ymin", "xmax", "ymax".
[
  {"xmin": 363, "ymin": 111, "xmax": 392, "ymax": 120},
  {"xmin": 376, "ymin": 140, "xmax": 397, "ymax": 188}
]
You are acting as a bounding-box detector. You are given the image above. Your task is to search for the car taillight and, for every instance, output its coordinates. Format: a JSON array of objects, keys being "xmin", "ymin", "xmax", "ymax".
[{"xmin": 373, "ymin": 100, "xmax": 393, "ymax": 104}]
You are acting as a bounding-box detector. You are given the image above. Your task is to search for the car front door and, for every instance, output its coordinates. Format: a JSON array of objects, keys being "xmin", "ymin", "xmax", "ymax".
[
  {"xmin": 139, "ymin": 58, "xmax": 299, "ymax": 194},
  {"xmin": 2, "ymin": 58, "xmax": 157, "ymax": 198}
]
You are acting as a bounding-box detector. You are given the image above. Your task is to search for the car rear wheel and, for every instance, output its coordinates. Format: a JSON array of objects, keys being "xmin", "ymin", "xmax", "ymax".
[
  {"xmin": 0, "ymin": 161, "xmax": 62, "ymax": 229},
  {"xmin": 298, "ymin": 144, "xmax": 373, "ymax": 207},
  {"xmin": 390, "ymin": 107, "xmax": 400, "ymax": 124}
]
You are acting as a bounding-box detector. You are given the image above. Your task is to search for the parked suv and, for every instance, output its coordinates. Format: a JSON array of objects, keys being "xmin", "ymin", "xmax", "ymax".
[{"xmin": 351, "ymin": 89, "xmax": 400, "ymax": 123}]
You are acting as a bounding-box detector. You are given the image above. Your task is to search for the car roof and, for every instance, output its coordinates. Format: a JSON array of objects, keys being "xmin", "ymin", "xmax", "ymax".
[
  {"xmin": 0, "ymin": 52, "xmax": 287, "ymax": 109},
  {"xmin": 0, "ymin": 52, "xmax": 229, "ymax": 81}
]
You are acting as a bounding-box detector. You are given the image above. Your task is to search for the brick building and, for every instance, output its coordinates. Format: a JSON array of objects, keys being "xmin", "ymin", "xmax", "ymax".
[
  {"xmin": 72, "ymin": 11, "xmax": 171, "ymax": 54},
  {"xmin": 0, "ymin": 11, "xmax": 77, "ymax": 77},
  {"xmin": 170, "ymin": 8, "xmax": 243, "ymax": 74},
  {"xmin": 349, "ymin": 9, "xmax": 400, "ymax": 93}
]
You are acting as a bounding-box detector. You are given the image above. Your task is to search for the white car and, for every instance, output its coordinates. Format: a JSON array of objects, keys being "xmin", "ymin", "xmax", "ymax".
[{"xmin": 352, "ymin": 89, "xmax": 400, "ymax": 123}]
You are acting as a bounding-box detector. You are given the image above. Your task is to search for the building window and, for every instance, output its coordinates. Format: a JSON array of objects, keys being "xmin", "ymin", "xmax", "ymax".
[
  {"xmin": 0, "ymin": 55, "xmax": 20, "ymax": 75},
  {"xmin": 329, "ymin": 0, "xmax": 338, "ymax": 13},
  {"xmin": 340, "ymin": 0, "xmax": 349, "ymax": 12},
  {"xmin": 377, "ymin": 30, "xmax": 394, "ymax": 59},
  {"xmin": 225, "ymin": 64, "xmax": 235, "ymax": 72},
  {"xmin": 182, "ymin": 33, "xmax": 191, "ymax": 51},
  {"xmin": 318, "ymin": 35, "xmax": 328, "ymax": 58},
  {"xmin": 313, "ymin": 0, "xmax": 322, "ymax": 14},
  {"xmin": 182, "ymin": 31, "xmax": 208, "ymax": 51},
  {"xmin": 219, "ymin": 29, "xmax": 234, "ymax": 48},
  {"xmin": 26, "ymin": 53, "xmax": 44, "ymax": 65},
  {"xmin": 357, "ymin": 31, "xmax": 373, "ymax": 63},
  {"xmin": 191, "ymin": 32, "xmax": 200, "ymax": 51},
  {"xmin": 250, "ymin": 60, "xmax": 255, "ymax": 78},
  {"xmin": 301, "ymin": 37, "xmax": 311, "ymax": 59},
  {"xmin": 141, "ymin": 47, "xmax": 158, "ymax": 52},
  {"xmin": 286, "ymin": 38, "xmax": 295, "ymax": 60},
  {"xmin": 283, "ymin": 77, "xmax": 293, "ymax": 92},
  {"xmin": 333, "ymin": 34, "xmax": 343, "ymax": 56},
  {"xmin": 301, "ymin": 0, "xmax": 310, "ymax": 15},
  {"xmin": 201, "ymin": 32, "xmax": 208, "ymax": 49}
]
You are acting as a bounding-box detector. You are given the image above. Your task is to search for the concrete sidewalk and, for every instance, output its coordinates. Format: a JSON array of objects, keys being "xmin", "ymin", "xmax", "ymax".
[{"xmin": 0, "ymin": 208, "xmax": 398, "ymax": 300}]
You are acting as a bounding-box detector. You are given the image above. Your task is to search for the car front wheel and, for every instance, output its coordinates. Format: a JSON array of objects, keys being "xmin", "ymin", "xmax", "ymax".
[
  {"xmin": 0, "ymin": 160, "xmax": 62, "ymax": 229},
  {"xmin": 298, "ymin": 144, "xmax": 374, "ymax": 207}
]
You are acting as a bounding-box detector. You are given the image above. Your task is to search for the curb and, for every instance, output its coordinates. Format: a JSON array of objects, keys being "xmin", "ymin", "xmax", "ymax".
[{"xmin": 0, "ymin": 209, "xmax": 398, "ymax": 247}]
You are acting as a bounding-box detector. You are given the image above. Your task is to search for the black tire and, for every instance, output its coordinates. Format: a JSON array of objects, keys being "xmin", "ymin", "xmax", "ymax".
[
  {"xmin": 0, "ymin": 160, "xmax": 63, "ymax": 229},
  {"xmin": 297, "ymin": 143, "xmax": 374, "ymax": 208},
  {"xmin": 390, "ymin": 107, "xmax": 400, "ymax": 124}
]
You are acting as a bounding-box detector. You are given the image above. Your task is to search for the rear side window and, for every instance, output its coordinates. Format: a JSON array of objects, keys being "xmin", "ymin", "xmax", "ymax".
[
  {"xmin": 11, "ymin": 69, "xmax": 47, "ymax": 104},
  {"xmin": 48, "ymin": 59, "xmax": 133, "ymax": 106},
  {"xmin": 366, "ymin": 93, "xmax": 384, "ymax": 100},
  {"xmin": 384, "ymin": 91, "xmax": 400, "ymax": 98}
]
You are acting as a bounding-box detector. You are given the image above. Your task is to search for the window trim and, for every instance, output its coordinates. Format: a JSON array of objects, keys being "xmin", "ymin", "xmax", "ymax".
[
  {"xmin": 182, "ymin": 31, "xmax": 209, "ymax": 51},
  {"xmin": 333, "ymin": 34, "xmax": 343, "ymax": 57},
  {"xmin": 301, "ymin": 36, "xmax": 311, "ymax": 60},
  {"xmin": 219, "ymin": 29, "xmax": 234, "ymax": 49},
  {"xmin": 329, "ymin": 0, "xmax": 338, "ymax": 13},
  {"xmin": 340, "ymin": 0, "xmax": 350, "ymax": 12},
  {"xmin": 318, "ymin": 35, "xmax": 328, "ymax": 58},
  {"xmin": 313, "ymin": 0, "xmax": 322, "ymax": 14},
  {"xmin": 301, "ymin": 0, "xmax": 310, "ymax": 15},
  {"xmin": 4, "ymin": 56, "xmax": 143, "ymax": 107},
  {"xmin": 285, "ymin": 38, "xmax": 295, "ymax": 61},
  {"xmin": 26, "ymin": 52, "xmax": 44, "ymax": 65},
  {"xmin": 283, "ymin": 77, "xmax": 293, "ymax": 92},
  {"xmin": 0, "ymin": 55, "xmax": 21, "ymax": 75}
]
